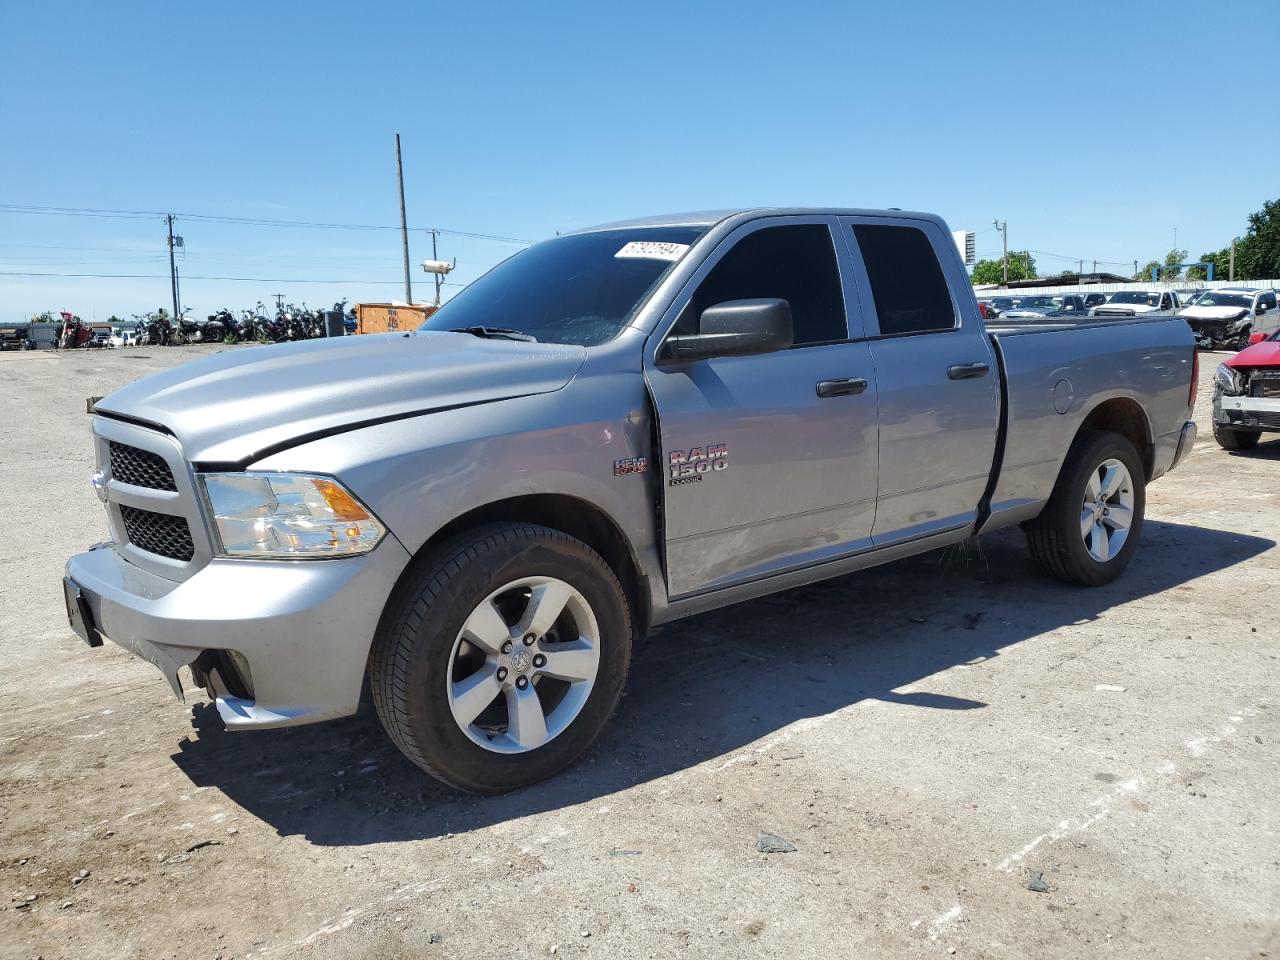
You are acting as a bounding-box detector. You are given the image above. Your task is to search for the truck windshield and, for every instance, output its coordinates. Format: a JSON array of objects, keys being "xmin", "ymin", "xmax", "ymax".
[
  {"xmin": 1191, "ymin": 293, "xmax": 1252, "ymax": 308},
  {"xmin": 1109, "ymin": 292, "xmax": 1160, "ymax": 306},
  {"xmin": 420, "ymin": 227, "xmax": 706, "ymax": 346}
]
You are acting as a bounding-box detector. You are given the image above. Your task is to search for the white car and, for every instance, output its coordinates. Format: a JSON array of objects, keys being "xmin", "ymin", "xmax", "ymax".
[
  {"xmin": 1090, "ymin": 290, "xmax": 1180, "ymax": 317},
  {"xmin": 1179, "ymin": 288, "xmax": 1280, "ymax": 350}
]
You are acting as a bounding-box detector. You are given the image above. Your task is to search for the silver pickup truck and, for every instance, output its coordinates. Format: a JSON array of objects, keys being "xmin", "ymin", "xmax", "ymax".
[{"xmin": 65, "ymin": 208, "xmax": 1199, "ymax": 793}]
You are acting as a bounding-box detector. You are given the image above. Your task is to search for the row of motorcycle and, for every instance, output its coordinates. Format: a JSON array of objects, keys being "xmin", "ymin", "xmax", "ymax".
[{"xmin": 137, "ymin": 301, "xmax": 356, "ymax": 346}]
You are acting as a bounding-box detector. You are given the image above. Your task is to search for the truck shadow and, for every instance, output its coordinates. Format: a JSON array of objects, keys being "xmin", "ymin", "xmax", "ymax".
[{"xmin": 171, "ymin": 519, "xmax": 1272, "ymax": 845}]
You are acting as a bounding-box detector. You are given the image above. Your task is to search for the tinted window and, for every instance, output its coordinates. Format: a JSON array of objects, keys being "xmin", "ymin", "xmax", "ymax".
[
  {"xmin": 682, "ymin": 224, "xmax": 847, "ymax": 345},
  {"xmin": 852, "ymin": 225, "xmax": 955, "ymax": 335},
  {"xmin": 1261, "ymin": 292, "xmax": 1277, "ymax": 309},
  {"xmin": 420, "ymin": 227, "xmax": 705, "ymax": 346}
]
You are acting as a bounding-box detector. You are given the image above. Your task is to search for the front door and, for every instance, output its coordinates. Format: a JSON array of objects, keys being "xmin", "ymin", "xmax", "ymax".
[{"xmin": 644, "ymin": 217, "xmax": 880, "ymax": 598}]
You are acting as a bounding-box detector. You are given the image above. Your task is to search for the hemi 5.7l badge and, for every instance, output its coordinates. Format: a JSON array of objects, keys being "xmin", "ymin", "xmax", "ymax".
[
  {"xmin": 613, "ymin": 457, "xmax": 648, "ymax": 476},
  {"xmin": 668, "ymin": 443, "xmax": 727, "ymax": 486}
]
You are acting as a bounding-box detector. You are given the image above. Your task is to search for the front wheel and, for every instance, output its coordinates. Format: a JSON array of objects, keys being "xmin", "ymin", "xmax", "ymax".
[
  {"xmin": 1025, "ymin": 429, "xmax": 1146, "ymax": 587},
  {"xmin": 1214, "ymin": 424, "xmax": 1261, "ymax": 450},
  {"xmin": 369, "ymin": 523, "xmax": 633, "ymax": 793}
]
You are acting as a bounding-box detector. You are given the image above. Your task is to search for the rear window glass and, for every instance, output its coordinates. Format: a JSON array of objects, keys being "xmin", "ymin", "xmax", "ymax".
[{"xmin": 852, "ymin": 225, "xmax": 955, "ymax": 335}]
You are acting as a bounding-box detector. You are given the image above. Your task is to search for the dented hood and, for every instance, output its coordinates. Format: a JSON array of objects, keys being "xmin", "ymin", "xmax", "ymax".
[{"xmin": 94, "ymin": 331, "xmax": 586, "ymax": 464}]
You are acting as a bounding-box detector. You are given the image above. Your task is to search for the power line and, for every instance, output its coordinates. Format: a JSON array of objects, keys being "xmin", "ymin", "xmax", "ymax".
[
  {"xmin": 0, "ymin": 203, "xmax": 535, "ymax": 243},
  {"xmin": 0, "ymin": 269, "xmax": 466, "ymax": 286}
]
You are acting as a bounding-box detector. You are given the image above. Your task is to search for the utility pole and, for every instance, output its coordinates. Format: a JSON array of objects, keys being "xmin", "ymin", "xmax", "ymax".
[
  {"xmin": 1133, "ymin": 259, "xmax": 1139, "ymax": 279},
  {"xmin": 1229, "ymin": 240, "xmax": 1236, "ymax": 282},
  {"xmin": 1092, "ymin": 259, "xmax": 1097, "ymax": 275},
  {"xmin": 1078, "ymin": 259, "xmax": 1084, "ymax": 277},
  {"xmin": 166, "ymin": 214, "xmax": 180, "ymax": 320},
  {"xmin": 431, "ymin": 229, "xmax": 441, "ymax": 306},
  {"xmin": 993, "ymin": 219, "xmax": 1008, "ymax": 284},
  {"xmin": 395, "ymin": 134, "xmax": 412, "ymax": 304}
]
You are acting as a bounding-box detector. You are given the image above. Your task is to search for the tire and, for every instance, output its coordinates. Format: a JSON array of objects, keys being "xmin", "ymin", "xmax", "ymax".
[
  {"xmin": 1213, "ymin": 424, "xmax": 1261, "ymax": 451},
  {"xmin": 1024, "ymin": 429, "xmax": 1146, "ymax": 587},
  {"xmin": 369, "ymin": 523, "xmax": 633, "ymax": 793}
]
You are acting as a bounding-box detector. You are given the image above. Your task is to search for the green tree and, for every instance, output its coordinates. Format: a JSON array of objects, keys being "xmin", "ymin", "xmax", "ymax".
[
  {"xmin": 970, "ymin": 250, "xmax": 1037, "ymax": 284},
  {"xmin": 30, "ymin": 311, "xmax": 54, "ymax": 324},
  {"xmin": 1162, "ymin": 248, "xmax": 1188, "ymax": 280},
  {"xmin": 1189, "ymin": 248, "xmax": 1230, "ymax": 281},
  {"xmin": 1136, "ymin": 260, "xmax": 1161, "ymax": 280},
  {"xmin": 1235, "ymin": 198, "xmax": 1280, "ymax": 280}
]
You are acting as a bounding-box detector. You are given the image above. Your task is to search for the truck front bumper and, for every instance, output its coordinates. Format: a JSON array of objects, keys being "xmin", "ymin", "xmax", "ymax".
[
  {"xmin": 64, "ymin": 538, "xmax": 411, "ymax": 729},
  {"xmin": 1214, "ymin": 393, "xmax": 1280, "ymax": 432}
]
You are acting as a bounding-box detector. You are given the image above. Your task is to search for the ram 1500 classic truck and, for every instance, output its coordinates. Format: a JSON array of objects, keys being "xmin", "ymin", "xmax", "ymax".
[{"xmin": 64, "ymin": 208, "xmax": 1199, "ymax": 793}]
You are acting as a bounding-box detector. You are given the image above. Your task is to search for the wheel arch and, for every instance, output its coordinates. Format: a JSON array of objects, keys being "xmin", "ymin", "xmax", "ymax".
[
  {"xmin": 1076, "ymin": 395, "xmax": 1154, "ymax": 479},
  {"xmin": 385, "ymin": 493, "xmax": 651, "ymax": 642}
]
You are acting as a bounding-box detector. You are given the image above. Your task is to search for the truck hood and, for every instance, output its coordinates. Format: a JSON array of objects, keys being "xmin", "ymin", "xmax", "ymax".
[
  {"xmin": 1178, "ymin": 306, "xmax": 1251, "ymax": 321},
  {"xmin": 1226, "ymin": 339, "xmax": 1280, "ymax": 369},
  {"xmin": 94, "ymin": 332, "xmax": 587, "ymax": 465}
]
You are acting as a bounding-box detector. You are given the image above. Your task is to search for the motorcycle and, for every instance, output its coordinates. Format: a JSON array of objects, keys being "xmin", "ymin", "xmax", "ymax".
[
  {"xmin": 172, "ymin": 308, "xmax": 201, "ymax": 345},
  {"xmin": 204, "ymin": 308, "xmax": 234, "ymax": 343},
  {"xmin": 143, "ymin": 309, "xmax": 174, "ymax": 346}
]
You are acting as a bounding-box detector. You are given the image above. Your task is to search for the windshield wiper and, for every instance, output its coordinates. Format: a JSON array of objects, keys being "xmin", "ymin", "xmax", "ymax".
[{"xmin": 448, "ymin": 326, "xmax": 538, "ymax": 342}]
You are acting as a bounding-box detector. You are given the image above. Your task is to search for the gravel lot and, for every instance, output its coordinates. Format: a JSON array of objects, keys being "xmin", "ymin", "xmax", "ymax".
[{"xmin": 2, "ymin": 345, "xmax": 1277, "ymax": 960}]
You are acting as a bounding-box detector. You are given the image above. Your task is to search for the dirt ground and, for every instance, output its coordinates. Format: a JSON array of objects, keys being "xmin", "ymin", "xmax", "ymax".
[{"xmin": 1, "ymin": 344, "xmax": 1277, "ymax": 960}]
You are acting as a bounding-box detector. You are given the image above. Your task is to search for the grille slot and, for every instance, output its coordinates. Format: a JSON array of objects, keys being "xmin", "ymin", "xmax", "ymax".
[
  {"xmin": 109, "ymin": 441, "xmax": 177, "ymax": 491},
  {"xmin": 119, "ymin": 505, "xmax": 195, "ymax": 561},
  {"xmin": 1253, "ymin": 412, "xmax": 1280, "ymax": 430},
  {"xmin": 1249, "ymin": 373, "xmax": 1280, "ymax": 399}
]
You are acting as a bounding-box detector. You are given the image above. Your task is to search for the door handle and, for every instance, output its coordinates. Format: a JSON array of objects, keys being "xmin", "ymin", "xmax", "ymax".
[
  {"xmin": 947, "ymin": 362, "xmax": 990, "ymax": 381},
  {"xmin": 815, "ymin": 377, "xmax": 868, "ymax": 398}
]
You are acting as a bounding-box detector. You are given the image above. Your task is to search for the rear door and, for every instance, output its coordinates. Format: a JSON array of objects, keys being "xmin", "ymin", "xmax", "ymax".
[
  {"xmin": 837, "ymin": 216, "xmax": 1000, "ymax": 544},
  {"xmin": 644, "ymin": 216, "xmax": 879, "ymax": 598}
]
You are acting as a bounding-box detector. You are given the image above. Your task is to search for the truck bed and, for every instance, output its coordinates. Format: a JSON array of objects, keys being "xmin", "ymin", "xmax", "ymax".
[{"xmin": 982, "ymin": 313, "xmax": 1195, "ymax": 529}]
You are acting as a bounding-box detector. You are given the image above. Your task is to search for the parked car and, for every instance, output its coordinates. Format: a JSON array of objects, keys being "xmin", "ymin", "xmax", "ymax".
[
  {"xmin": 1091, "ymin": 289, "xmax": 1180, "ymax": 317},
  {"xmin": 64, "ymin": 206, "xmax": 1199, "ymax": 793},
  {"xmin": 1211, "ymin": 327, "xmax": 1280, "ymax": 448},
  {"xmin": 0, "ymin": 322, "xmax": 33, "ymax": 351},
  {"xmin": 999, "ymin": 294, "xmax": 1089, "ymax": 318},
  {"xmin": 983, "ymin": 296, "xmax": 1018, "ymax": 318},
  {"xmin": 1179, "ymin": 288, "xmax": 1280, "ymax": 351},
  {"xmin": 1082, "ymin": 293, "xmax": 1110, "ymax": 309},
  {"xmin": 1175, "ymin": 288, "xmax": 1207, "ymax": 306}
]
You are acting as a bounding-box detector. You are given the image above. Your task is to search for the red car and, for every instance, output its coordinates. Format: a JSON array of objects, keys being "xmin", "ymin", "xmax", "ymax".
[{"xmin": 1212, "ymin": 330, "xmax": 1280, "ymax": 449}]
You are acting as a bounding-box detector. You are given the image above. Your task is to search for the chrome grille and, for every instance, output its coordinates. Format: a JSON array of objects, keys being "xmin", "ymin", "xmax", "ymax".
[
  {"xmin": 109, "ymin": 441, "xmax": 177, "ymax": 491},
  {"xmin": 119, "ymin": 505, "xmax": 195, "ymax": 561}
]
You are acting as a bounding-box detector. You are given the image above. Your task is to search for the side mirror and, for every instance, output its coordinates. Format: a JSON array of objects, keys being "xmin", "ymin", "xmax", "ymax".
[
  {"xmin": 1248, "ymin": 331, "xmax": 1266, "ymax": 345},
  {"xmin": 662, "ymin": 299, "xmax": 793, "ymax": 363},
  {"xmin": 1257, "ymin": 304, "xmax": 1267, "ymax": 315}
]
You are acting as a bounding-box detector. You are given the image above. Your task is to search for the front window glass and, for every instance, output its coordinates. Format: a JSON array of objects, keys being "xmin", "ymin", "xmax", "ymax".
[
  {"xmin": 678, "ymin": 224, "xmax": 848, "ymax": 344},
  {"xmin": 420, "ymin": 227, "xmax": 705, "ymax": 346}
]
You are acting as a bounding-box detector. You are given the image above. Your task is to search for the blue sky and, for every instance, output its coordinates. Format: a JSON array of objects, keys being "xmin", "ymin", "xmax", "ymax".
[{"xmin": 2, "ymin": 0, "xmax": 1277, "ymax": 321}]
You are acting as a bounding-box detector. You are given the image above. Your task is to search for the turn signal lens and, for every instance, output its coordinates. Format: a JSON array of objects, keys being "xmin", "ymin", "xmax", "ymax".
[{"xmin": 200, "ymin": 472, "xmax": 386, "ymax": 558}]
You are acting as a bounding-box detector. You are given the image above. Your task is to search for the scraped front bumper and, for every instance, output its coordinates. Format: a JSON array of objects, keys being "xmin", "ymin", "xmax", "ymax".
[{"xmin": 64, "ymin": 538, "xmax": 410, "ymax": 729}]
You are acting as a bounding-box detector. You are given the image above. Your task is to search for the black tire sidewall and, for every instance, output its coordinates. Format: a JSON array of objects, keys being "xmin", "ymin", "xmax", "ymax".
[
  {"xmin": 1056, "ymin": 432, "xmax": 1146, "ymax": 584},
  {"xmin": 385, "ymin": 528, "xmax": 631, "ymax": 793}
]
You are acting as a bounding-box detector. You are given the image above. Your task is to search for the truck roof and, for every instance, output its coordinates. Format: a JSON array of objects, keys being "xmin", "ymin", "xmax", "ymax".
[{"xmin": 571, "ymin": 207, "xmax": 945, "ymax": 234}]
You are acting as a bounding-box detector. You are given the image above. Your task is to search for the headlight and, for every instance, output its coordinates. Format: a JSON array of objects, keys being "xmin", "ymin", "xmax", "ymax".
[
  {"xmin": 199, "ymin": 472, "xmax": 386, "ymax": 558},
  {"xmin": 1214, "ymin": 362, "xmax": 1243, "ymax": 396}
]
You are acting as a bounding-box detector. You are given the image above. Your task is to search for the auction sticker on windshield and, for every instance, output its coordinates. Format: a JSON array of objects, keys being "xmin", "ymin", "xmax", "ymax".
[{"xmin": 615, "ymin": 241, "xmax": 689, "ymax": 261}]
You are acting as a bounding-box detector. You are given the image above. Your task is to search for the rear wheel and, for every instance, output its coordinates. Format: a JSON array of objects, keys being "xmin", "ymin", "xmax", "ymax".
[
  {"xmin": 1025, "ymin": 430, "xmax": 1146, "ymax": 586},
  {"xmin": 369, "ymin": 523, "xmax": 632, "ymax": 793},
  {"xmin": 1213, "ymin": 424, "xmax": 1261, "ymax": 451}
]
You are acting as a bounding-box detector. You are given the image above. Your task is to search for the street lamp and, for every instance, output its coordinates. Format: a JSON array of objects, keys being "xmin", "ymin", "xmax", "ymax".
[{"xmin": 421, "ymin": 258, "xmax": 455, "ymax": 307}]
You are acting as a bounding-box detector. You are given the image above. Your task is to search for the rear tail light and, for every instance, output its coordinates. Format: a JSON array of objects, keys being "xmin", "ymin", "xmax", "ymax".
[{"xmin": 1189, "ymin": 348, "xmax": 1199, "ymax": 409}]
